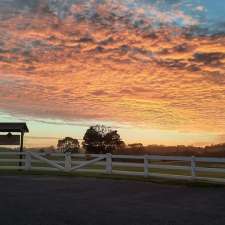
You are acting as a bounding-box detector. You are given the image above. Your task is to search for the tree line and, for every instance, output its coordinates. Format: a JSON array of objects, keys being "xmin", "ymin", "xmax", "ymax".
[
  {"xmin": 57, "ymin": 125, "xmax": 125, "ymax": 154},
  {"xmin": 56, "ymin": 124, "xmax": 225, "ymax": 157}
]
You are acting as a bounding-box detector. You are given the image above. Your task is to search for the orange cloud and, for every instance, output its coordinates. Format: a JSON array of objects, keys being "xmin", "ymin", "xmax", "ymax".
[{"xmin": 0, "ymin": 0, "xmax": 225, "ymax": 141}]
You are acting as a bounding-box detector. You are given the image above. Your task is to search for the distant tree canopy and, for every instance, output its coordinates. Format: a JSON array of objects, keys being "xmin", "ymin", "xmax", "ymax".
[
  {"xmin": 128, "ymin": 143, "xmax": 143, "ymax": 149},
  {"xmin": 83, "ymin": 125, "xmax": 124, "ymax": 153},
  {"xmin": 57, "ymin": 137, "xmax": 80, "ymax": 153}
]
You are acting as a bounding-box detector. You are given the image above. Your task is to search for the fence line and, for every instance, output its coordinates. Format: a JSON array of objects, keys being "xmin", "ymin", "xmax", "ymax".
[{"xmin": 0, "ymin": 151, "xmax": 225, "ymax": 184}]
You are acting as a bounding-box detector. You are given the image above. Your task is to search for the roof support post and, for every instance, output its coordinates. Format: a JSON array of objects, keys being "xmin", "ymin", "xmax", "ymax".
[{"xmin": 19, "ymin": 131, "xmax": 24, "ymax": 168}]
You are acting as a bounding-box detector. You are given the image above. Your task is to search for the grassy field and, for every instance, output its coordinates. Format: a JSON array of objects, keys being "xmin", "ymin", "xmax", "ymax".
[
  {"xmin": 1, "ymin": 151, "xmax": 225, "ymax": 183},
  {"xmin": 0, "ymin": 169, "xmax": 224, "ymax": 187}
]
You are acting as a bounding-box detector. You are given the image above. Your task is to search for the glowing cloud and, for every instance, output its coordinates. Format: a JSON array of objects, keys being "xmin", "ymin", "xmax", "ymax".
[{"xmin": 0, "ymin": 0, "xmax": 225, "ymax": 145}]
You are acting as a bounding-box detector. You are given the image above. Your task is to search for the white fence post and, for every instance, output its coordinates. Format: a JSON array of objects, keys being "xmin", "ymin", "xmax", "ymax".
[
  {"xmin": 191, "ymin": 156, "xmax": 196, "ymax": 179},
  {"xmin": 144, "ymin": 155, "xmax": 149, "ymax": 177},
  {"xmin": 1, "ymin": 151, "xmax": 225, "ymax": 184},
  {"xmin": 25, "ymin": 152, "xmax": 31, "ymax": 171},
  {"xmin": 65, "ymin": 152, "xmax": 72, "ymax": 172},
  {"xmin": 106, "ymin": 153, "xmax": 112, "ymax": 174}
]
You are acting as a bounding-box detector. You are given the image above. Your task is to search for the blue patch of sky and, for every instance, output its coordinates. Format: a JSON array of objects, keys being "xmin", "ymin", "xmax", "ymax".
[{"xmin": 128, "ymin": 0, "xmax": 225, "ymax": 34}]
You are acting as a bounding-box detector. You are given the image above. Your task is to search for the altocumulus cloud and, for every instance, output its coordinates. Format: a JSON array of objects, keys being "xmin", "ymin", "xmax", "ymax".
[{"xmin": 0, "ymin": 0, "xmax": 224, "ymax": 135}]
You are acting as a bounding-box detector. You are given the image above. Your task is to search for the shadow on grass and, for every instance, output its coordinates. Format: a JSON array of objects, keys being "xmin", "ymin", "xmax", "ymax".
[{"xmin": 0, "ymin": 169, "xmax": 224, "ymax": 188}]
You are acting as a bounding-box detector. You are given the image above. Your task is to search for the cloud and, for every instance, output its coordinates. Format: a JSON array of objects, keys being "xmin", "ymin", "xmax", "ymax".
[
  {"xmin": 0, "ymin": 0, "xmax": 225, "ymax": 136},
  {"xmin": 193, "ymin": 52, "xmax": 225, "ymax": 65},
  {"xmin": 90, "ymin": 90, "xmax": 108, "ymax": 96},
  {"xmin": 195, "ymin": 5, "xmax": 205, "ymax": 12}
]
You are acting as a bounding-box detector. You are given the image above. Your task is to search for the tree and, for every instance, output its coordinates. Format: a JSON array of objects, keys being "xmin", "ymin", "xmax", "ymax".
[
  {"xmin": 128, "ymin": 143, "xmax": 144, "ymax": 151},
  {"xmin": 57, "ymin": 137, "xmax": 80, "ymax": 153},
  {"xmin": 83, "ymin": 125, "xmax": 123, "ymax": 153},
  {"xmin": 104, "ymin": 130, "xmax": 122, "ymax": 152}
]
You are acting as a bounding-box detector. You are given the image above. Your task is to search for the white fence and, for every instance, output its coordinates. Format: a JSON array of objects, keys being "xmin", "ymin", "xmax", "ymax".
[{"xmin": 0, "ymin": 151, "xmax": 225, "ymax": 184}]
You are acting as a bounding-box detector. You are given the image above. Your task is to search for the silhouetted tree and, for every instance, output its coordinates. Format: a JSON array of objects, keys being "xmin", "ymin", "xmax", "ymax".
[
  {"xmin": 57, "ymin": 137, "xmax": 80, "ymax": 153},
  {"xmin": 83, "ymin": 125, "xmax": 123, "ymax": 153},
  {"xmin": 128, "ymin": 143, "xmax": 144, "ymax": 152}
]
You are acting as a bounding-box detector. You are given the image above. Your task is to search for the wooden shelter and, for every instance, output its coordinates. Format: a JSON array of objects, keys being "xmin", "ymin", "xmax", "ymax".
[{"xmin": 0, "ymin": 123, "xmax": 29, "ymax": 166}]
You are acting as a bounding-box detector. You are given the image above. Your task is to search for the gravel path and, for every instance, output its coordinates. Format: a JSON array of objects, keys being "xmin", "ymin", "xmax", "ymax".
[{"xmin": 0, "ymin": 176, "xmax": 225, "ymax": 225}]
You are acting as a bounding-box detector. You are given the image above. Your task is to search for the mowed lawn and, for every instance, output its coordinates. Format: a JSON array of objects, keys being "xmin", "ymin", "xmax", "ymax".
[{"xmin": 1, "ymin": 151, "xmax": 225, "ymax": 181}]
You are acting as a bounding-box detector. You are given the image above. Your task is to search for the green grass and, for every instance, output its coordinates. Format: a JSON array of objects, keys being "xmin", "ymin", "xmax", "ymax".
[
  {"xmin": 0, "ymin": 161, "xmax": 214, "ymax": 178},
  {"xmin": 0, "ymin": 169, "xmax": 224, "ymax": 188},
  {"xmin": 2, "ymin": 162, "xmax": 225, "ymax": 178},
  {"xmin": 1, "ymin": 152, "xmax": 225, "ymax": 184}
]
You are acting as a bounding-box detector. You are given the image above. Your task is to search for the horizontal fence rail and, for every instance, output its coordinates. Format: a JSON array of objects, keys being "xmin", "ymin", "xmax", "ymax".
[{"xmin": 0, "ymin": 152, "xmax": 225, "ymax": 184}]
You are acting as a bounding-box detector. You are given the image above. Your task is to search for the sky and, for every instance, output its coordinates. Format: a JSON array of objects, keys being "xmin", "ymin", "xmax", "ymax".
[{"xmin": 0, "ymin": 0, "xmax": 225, "ymax": 147}]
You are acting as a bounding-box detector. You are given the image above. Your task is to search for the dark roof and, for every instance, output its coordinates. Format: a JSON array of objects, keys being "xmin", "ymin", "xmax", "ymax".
[{"xmin": 0, "ymin": 123, "xmax": 29, "ymax": 133}]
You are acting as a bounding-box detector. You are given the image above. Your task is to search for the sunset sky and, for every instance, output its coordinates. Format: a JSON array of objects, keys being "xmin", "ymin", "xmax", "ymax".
[{"xmin": 0, "ymin": 0, "xmax": 225, "ymax": 147}]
